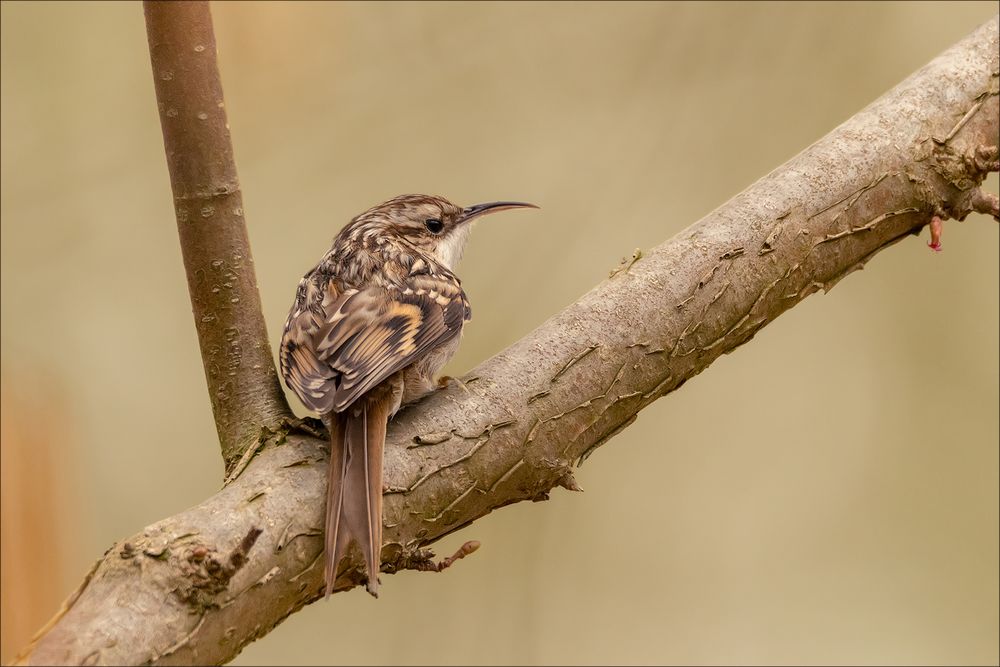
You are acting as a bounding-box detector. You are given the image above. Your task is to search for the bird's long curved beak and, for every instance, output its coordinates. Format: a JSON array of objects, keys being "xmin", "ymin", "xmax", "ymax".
[{"xmin": 458, "ymin": 201, "xmax": 539, "ymax": 224}]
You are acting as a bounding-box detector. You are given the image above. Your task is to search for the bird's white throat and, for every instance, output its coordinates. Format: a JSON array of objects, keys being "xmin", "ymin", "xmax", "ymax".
[{"xmin": 434, "ymin": 223, "xmax": 473, "ymax": 270}]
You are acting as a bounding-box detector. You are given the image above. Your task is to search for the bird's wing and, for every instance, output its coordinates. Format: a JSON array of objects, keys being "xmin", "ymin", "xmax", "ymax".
[{"xmin": 280, "ymin": 274, "xmax": 468, "ymax": 414}]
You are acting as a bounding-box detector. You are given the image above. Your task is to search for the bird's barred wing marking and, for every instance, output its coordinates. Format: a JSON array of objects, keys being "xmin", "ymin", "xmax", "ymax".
[
  {"xmin": 279, "ymin": 280, "xmax": 352, "ymax": 412},
  {"xmin": 280, "ymin": 275, "xmax": 467, "ymax": 414}
]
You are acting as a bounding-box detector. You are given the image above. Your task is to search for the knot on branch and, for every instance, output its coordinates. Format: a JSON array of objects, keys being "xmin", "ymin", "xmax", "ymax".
[
  {"xmin": 176, "ymin": 527, "xmax": 262, "ymax": 610},
  {"xmin": 969, "ymin": 143, "xmax": 999, "ymax": 173},
  {"xmin": 929, "ymin": 141, "xmax": 997, "ymax": 192},
  {"xmin": 916, "ymin": 140, "xmax": 1000, "ymax": 227}
]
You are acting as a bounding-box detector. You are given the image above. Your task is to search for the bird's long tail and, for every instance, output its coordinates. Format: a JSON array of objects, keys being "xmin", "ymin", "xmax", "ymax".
[{"xmin": 325, "ymin": 395, "xmax": 389, "ymax": 598}]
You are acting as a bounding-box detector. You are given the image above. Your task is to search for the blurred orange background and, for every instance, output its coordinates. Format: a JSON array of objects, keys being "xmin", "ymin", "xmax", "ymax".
[{"xmin": 2, "ymin": 2, "xmax": 997, "ymax": 665}]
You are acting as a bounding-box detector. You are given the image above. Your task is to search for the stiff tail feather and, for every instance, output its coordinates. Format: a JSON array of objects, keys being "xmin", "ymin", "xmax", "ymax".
[{"xmin": 324, "ymin": 396, "xmax": 388, "ymax": 598}]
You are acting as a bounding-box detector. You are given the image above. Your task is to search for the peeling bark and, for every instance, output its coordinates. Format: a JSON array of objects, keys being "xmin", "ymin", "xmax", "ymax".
[{"xmin": 14, "ymin": 14, "xmax": 999, "ymax": 667}]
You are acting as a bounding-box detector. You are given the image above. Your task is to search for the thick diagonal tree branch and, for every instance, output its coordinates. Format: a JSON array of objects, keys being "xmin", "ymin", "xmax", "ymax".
[
  {"xmin": 16, "ymin": 14, "xmax": 999, "ymax": 667},
  {"xmin": 144, "ymin": 1, "xmax": 291, "ymax": 469}
]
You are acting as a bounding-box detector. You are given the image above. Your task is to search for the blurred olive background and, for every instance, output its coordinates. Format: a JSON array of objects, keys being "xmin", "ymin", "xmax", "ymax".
[{"xmin": 2, "ymin": 2, "xmax": 998, "ymax": 665}]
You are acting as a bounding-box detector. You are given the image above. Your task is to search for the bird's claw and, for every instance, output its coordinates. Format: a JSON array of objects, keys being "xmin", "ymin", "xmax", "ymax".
[{"xmin": 437, "ymin": 375, "xmax": 472, "ymax": 394}]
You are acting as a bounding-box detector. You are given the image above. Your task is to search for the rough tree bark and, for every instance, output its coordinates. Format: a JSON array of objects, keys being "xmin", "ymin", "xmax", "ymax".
[{"xmin": 15, "ymin": 10, "xmax": 999, "ymax": 667}]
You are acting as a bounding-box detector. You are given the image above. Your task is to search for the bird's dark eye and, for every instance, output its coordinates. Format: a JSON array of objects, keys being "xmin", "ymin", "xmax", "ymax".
[{"xmin": 424, "ymin": 218, "xmax": 444, "ymax": 234}]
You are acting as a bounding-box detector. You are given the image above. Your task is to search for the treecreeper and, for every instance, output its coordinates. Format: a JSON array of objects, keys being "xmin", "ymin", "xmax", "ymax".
[{"xmin": 279, "ymin": 194, "xmax": 537, "ymax": 597}]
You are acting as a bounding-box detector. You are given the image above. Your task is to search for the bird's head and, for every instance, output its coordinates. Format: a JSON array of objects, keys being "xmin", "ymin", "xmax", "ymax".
[{"xmin": 351, "ymin": 194, "xmax": 537, "ymax": 270}]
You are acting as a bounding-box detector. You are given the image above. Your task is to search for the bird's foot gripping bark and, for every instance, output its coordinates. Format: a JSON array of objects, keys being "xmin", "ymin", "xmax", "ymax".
[{"xmin": 437, "ymin": 375, "xmax": 473, "ymax": 394}]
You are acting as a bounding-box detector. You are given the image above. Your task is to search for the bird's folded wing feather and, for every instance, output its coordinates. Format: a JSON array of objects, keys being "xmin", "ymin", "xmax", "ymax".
[{"xmin": 281, "ymin": 274, "xmax": 468, "ymax": 413}]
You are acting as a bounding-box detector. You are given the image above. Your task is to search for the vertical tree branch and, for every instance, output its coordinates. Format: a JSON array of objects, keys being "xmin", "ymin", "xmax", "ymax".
[{"xmin": 144, "ymin": 1, "xmax": 290, "ymax": 470}]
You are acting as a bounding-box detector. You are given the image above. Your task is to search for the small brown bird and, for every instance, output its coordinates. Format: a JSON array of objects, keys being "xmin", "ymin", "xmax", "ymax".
[{"xmin": 279, "ymin": 194, "xmax": 536, "ymax": 597}]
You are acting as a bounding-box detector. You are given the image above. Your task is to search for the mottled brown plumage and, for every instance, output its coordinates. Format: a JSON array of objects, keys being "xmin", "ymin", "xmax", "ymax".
[{"xmin": 280, "ymin": 194, "xmax": 536, "ymax": 597}]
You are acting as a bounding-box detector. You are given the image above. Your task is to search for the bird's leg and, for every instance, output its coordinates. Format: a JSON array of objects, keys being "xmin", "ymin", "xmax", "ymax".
[{"xmin": 399, "ymin": 368, "xmax": 437, "ymax": 406}]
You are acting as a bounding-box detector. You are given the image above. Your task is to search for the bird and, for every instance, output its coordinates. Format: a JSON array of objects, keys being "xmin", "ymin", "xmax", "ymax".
[{"xmin": 279, "ymin": 194, "xmax": 537, "ymax": 598}]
